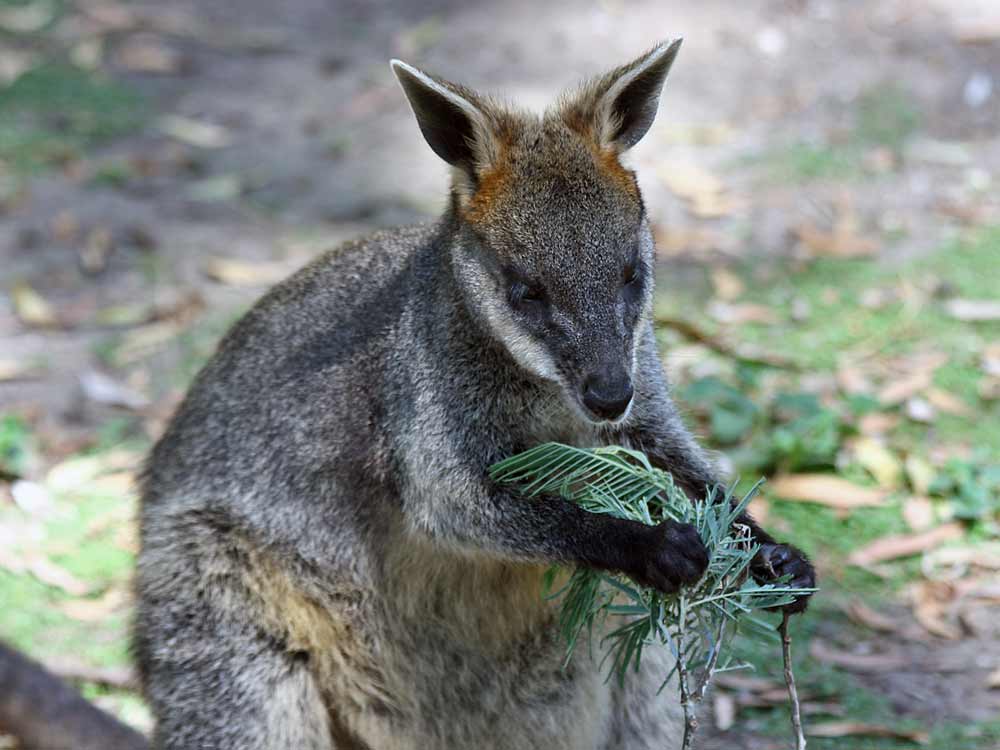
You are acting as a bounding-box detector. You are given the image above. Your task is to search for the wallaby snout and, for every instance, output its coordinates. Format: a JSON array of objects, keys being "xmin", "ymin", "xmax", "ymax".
[{"xmin": 581, "ymin": 368, "xmax": 634, "ymax": 422}]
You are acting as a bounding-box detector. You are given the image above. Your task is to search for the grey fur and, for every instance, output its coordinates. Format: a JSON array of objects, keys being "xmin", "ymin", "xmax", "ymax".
[{"xmin": 136, "ymin": 42, "xmax": 813, "ymax": 750}]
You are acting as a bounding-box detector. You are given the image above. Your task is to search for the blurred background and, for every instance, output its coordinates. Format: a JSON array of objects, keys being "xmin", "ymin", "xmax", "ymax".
[{"xmin": 0, "ymin": 0, "xmax": 998, "ymax": 747}]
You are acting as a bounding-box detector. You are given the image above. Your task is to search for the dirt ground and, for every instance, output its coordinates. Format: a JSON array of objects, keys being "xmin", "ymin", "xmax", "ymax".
[{"xmin": 1, "ymin": 0, "xmax": 999, "ymax": 747}]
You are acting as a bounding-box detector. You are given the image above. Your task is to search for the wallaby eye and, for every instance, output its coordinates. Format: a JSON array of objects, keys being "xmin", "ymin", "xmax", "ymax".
[
  {"xmin": 509, "ymin": 281, "xmax": 547, "ymax": 309},
  {"xmin": 623, "ymin": 263, "xmax": 638, "ymax": 286}
]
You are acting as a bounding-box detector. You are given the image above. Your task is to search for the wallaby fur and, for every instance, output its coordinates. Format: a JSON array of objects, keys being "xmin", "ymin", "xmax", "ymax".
[{"xmin": 135, "ymin": 40, "xmax": 815, "ymax": 750}]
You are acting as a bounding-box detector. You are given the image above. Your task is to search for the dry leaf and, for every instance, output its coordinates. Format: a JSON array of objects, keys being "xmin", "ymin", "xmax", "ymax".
[
  {"xmin": 659, "ymin": 163, "xmax": 740, "ymax": 219},
  {"xmin": 911, "ymin": 581, "xmax": 962, "ymax": 640},
  {"xmin": 904, "ymin": 456, "xmax": 936, "ymax": 496},
  {"xmin": 60, "ymin": 586, "xmax": 130, "ymax": 622},
  {"xmin": 944, "ymin": 299, "xmax": 1000, "ymax": 321},
  {"xmin": 808, "ymin": 721, "xmax": 929, "ymax": 744},
  {"xmin": 12, "ymin": 281, "xmax": 59, "ymax": 328},
  {"xmin": 836, "ymin": 365, "xmax": 873, "ymax": 396},
  {"xmin": 879, "ymin": 371, "xmax": 933, "ymax": 406},
  {"xmin": 987, "ymin": 667, "xmax": 1000, "ymax": 689},
  {"xmin": 747, "ymin": 497, "xmax": 769, "ymax": 526},
  {"xmin": 710, "ymin": 267, "xmax": 744, "ymax": 301},
  {"xmin": 844, "ymin": 600, "xmax": 898, "ymax": 633},
  {"xmin": 983, "ymin": 343, "xmax": 1000, "ymax": 377},
  {"xmin": 0, "ymin": 359, "xmax": 46, "ymax": 382},
  {"xmin": 769, "ymin": 474, "xmax": 888, "ymax": 509},
  {"xmin": 853, "ymin": 437, "xmax": 903, "ymax": 489},
  {"xmin": 653, "ymin": 225, "xmax": 731, "ymax": 256},
  {"xmin": 203, "ymin": 257, "xmax": 290, "ymax": 286},
  {"xmin": 712, "ymin": 691, "xmax": 735, "ymax": 731},
  {"xmin": 116, "ymin": 34, "xmax": 182, "ymax": 74},
  {"xmin": 0, "ymin": 548, "xmax": 92, "ymax": 596},
  {"xmin": 901, "ymin": 496, "xmax": 935, "ymax": 531},
  {"xmin": 80, "ymin": 227, "xmax": 114, "ymax": 274},
  {"xmin": 79, "ymin": 370, "xmax": 149, "ymax": 411},
  {"xmin": 847, "ymin": 522, "xmax": 964, "ymax": 566},
  {"xmin": 809, "ymin": 640, "xmax": 905, "ymax": 672},
  {"xmin": 158, "ymin": 114, "xmax": 232, "ymax": 148},
  {"xmin": 857, "ymin": 412, "xmax": 899, "ymax": 436},
  {"xmin": 707, "ymin": 301, "xmax": 778, "ymax": 325},
  {"xmin": 112, "ymin": 321, "xmax": 185, "ymax": 365},
  {"xmin": 924, "ymin": 387, "xmax": 973, "ymax": 417},
  {"xmin": 979, "ymin": 376, "xmax": 1000, "ymax": 401},
  {"xmin": 794, "ymin": 222, "xmax": 879, "ymax": 258}
]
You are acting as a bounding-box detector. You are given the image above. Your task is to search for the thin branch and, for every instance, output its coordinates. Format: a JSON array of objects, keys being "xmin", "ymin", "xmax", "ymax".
[
  {"xmin": 654, "ymin": 314, "xmax": 802, "ymax": 370},
  {"xmin": 780, "ymin": 612, "xmax": 807, "ymax": 750},
  {"xmin": 675, "ymin": 603, "xmax": 699, "ymax": 750}
]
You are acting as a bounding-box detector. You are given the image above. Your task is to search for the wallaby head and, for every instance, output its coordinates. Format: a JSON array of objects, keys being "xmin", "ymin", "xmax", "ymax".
[{"xmin": 392, "ymin": 40, "xmax": 681, "ymax": 425}]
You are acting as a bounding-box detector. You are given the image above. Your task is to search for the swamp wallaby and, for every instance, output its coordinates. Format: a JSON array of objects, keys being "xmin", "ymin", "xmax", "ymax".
[{"xmin": 135, "ymin": 40, "xmax": 815, "ymax": 750}]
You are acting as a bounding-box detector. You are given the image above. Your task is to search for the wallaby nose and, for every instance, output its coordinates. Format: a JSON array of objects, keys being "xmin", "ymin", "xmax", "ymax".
[{"xmin": 581, "ymin": 373, "xmax": 634, "ymax": 421}]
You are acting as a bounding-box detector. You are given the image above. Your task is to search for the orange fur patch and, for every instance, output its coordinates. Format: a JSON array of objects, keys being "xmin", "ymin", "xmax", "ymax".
[{"xmin": 462, "ymin": 160, "xmax": 512, "ymax": 225}]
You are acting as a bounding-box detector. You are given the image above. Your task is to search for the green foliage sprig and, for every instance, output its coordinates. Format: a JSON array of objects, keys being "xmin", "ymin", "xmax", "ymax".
[{"xmin": 491, "ymin": 442, "xmax": 815, "ymax": 749}]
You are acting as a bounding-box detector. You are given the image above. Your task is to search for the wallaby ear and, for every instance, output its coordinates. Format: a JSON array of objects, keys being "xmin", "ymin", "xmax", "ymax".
[
  {"xmin": 390, "ymin": 59, "xmax": 488, "ymax": 174},
  {"xmin": 564, "ymin": 39, "xmax": 682, "ymax": 152}
]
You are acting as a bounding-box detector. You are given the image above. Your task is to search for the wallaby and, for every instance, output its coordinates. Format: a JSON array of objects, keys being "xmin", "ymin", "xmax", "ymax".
[{"xmin": 134, "ymin": 40, "xmax": 815, "ymax": 750}]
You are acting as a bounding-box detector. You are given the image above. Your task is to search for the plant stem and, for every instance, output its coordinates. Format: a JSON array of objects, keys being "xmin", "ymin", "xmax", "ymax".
[
  {"xmin": 676, "ymin": 600, "xmax": 698, "ymax": 750},
  {"xmin": 779, "ymin": 612, "xmax": 806, "ymax": 750}
]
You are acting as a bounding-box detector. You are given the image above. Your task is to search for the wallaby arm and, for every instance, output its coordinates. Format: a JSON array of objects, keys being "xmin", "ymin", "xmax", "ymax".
[{"xmin": 622, "ymin": 330, "xmax": 776, "ymax": 546}]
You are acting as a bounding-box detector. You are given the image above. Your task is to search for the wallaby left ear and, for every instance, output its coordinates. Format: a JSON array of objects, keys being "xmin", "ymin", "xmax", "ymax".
[{"xmin": 565, "ymin": 39, "xmax": 682, "ymax": 152}]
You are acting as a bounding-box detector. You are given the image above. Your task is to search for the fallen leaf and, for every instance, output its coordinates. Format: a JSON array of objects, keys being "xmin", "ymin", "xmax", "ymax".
[
  {"xmin": 853, "ymin": 437, "xmax": 903, "ymax": 489},
  {"xmin": 747, "ymin": 496, "xmax": 769, "ymax": 526},
  {"xmin": 0, "ymin": 359, "xmax": 46, "ymax": 382},
  {"xmin": 769, "ymin": 474, "xmax": 888, "ymax": 509},
  {"xmin": 809, "ymin": 640, "xmax": 906, "ymax": 672},
  {"xmin": 653, "ymin": 225, "xmax": 731, "ymax": 256},
  {"xmin": 808, "ymin": 721, "xmax": 929, "ymax": 745},
  {"xmin": 79, "ymin": 370, "xmax": 149, "ymax": 411},
  {"xmin": 707, "ymin": 301, "xmax": 778, "ymax": 325},
  {"xmin": 944, "ymin": 299, "xmax": 1000, "ymax": 321},
  {"xmin": 979, "ymin": 376, "xmax": 1000, "ymax": 401},
  {"xmin": 710, "ymin": 267, "xmax": 744, "ymax": 301},
  {"xmin": 116, "ymin": 34, "xmax": 182, "ymax": 74},
  {"xmin": 857, "ymin": 412, "xmax": 899, "ymax": 436},
  {"xmin": 901, "ymin": 496, "xmax": 936, "ymax": 531},
  {"xmin": 911, "ymin": 580, "xmax": 962, "ymax": 640},
  {"xmin": 924, "ymin": 387, "xmax": 973, "ymax": 417},
  {"xmin": 904, "ymin": 456, "xmax": 936, "ymax": 496},
  {"xmin": 0, "ymin": 548, "xmax": 92, "ymax": 596},
  {"xmin": 112, "ymin": 321, "xmax": 185, "ymax": 365},
  {"xmin": 60, "ymin": 586, "xmax": 129, "ymax": 622},
  {"xmin": 713, "ymin": 691, "xmax": 735, "ymax": 731},
  {"xmin": 203, "ymin": 257, "xmax": 290, "ymax": 286},
  {"xmin": 795, "ymin": 222, "xmax": 879, "ymax": 258},
  {"xmin": 187, "ymin": 174, "xmax": 242, "ymax": 202},
  {"xmin": 836, "ymin": 365, "xmax": 873, "ymax": 396},
  {"xmin": 847, "ymin": 522, "xmax": 965, "ymax": 566},
  {"xmin": 659, "ymin": 163, "xmax": 740, "ymax": 218},
  {"xmin": 0, "ymin": 47, "xmax": 35, "ymax": 84},
  {"xmin": 158, "ymin": 114, "xmax": 232, "ymax": 148},
  {"xmin": 878, "ymin": 371, "xmax": 933, "ymax": 406},
  {"xmin": 844, "ymin": 600, "xmax": 897, "ymax": 633},
  {"xmin": 983, "ymin": 343, "xmax": 1000, "ymax": 377},
  {"xmin": 952, "ymin": 15, "xmax": 1000, "ymax": 44},
  {"xmin": 12, "ymin": 281, "xmax": 60, "ymax": 328},
  {"xmin": 987, "ymin": 667, "xmax": 1000, "ymax": 689},
  {"xmin": 79, "ymin": 226, "xmax": 114, "ymax": 274}
]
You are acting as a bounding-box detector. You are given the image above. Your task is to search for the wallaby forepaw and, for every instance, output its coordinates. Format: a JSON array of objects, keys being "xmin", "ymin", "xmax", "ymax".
[{"xmin": 752, "ymin": 543, "xmax": 815, "ymax": 614}]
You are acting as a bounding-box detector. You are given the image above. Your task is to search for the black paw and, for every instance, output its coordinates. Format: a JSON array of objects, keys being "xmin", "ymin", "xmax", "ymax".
[
  {"xmin": 631, "ymin": 520, "xmax": 709, "ymax": 594},
  {"xmin": 751, "ymin": 543, "xmax": 816, "ymax": 614}
]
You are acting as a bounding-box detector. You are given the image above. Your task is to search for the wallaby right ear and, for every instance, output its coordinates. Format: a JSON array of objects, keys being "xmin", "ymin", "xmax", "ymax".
[{"xmin": 391, "ymin": 60, "xmax": 490, "ymax": 176}]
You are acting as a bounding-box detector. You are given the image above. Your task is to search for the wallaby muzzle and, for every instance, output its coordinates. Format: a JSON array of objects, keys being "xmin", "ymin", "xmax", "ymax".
[{"xmin": 580, "ymin": 366, "xmax": 634, "ymax": 421}]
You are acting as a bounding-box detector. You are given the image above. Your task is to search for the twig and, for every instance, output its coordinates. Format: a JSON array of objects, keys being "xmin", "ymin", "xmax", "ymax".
[
  {"xmin": 675, "ymin": 601, "xmax": 699, "ymax": 750},
  {"xmin": 780, "ymin": 612, "xmax": 806, "ymax": 750},
  {"xmin": 654, "ymin": 315, "xmax": 802, "ymax": 370}
]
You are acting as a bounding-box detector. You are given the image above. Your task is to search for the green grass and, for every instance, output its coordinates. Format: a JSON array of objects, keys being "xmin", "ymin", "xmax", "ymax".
[
  {"xmin": 0, "ymin": 62, "xmax": 145, "ymax": 173},
  {"xmin": 748, "ymin": 82, "xmax": 921, "ymax": 182}
]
